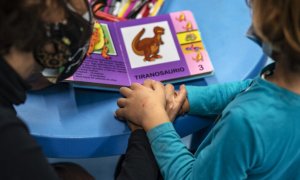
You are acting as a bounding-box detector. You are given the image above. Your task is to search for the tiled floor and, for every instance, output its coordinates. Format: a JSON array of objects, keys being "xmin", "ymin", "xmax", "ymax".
[{"xmin": 49, "ymin": 135, "xmax": 192, "ymax": 180}]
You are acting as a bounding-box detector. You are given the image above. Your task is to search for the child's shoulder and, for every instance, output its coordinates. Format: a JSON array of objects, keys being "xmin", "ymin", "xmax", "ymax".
[
  {"xmin": 224, "ymin": 82, "xmax": 294, "ymax": 125},
  {"xmin": 223, "ymin": 88, "xmax": 298, "ymax": 132},
  {"xmin": 235, "ymin": 77, "xmax": 295, "ymax": 107}
]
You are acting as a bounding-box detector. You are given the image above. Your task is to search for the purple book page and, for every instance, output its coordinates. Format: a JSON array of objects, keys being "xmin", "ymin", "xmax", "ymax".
[
  {"xmin": 69, "ymin": 20, "xmax": 130, "ymax": 87},
  {"xmin": 115, "ymin": 14, "xmax": 191, "ymax": 84}
]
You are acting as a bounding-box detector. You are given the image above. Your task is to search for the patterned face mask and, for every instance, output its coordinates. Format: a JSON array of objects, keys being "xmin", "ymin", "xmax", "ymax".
[{"xmin": 34, "ymin": 0, "xmax": 94, "ymax": 83}]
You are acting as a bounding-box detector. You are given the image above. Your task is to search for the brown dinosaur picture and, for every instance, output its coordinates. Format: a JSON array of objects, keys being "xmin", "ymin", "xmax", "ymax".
[{"xmin": 131, "ymin": 26, "xmax": 165, "ymax": 62}]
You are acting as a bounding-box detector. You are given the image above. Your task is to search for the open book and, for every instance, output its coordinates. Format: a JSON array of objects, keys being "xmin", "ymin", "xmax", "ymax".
[{"xmin": 66, "ymin": 11, "xmax": 214, "ymax": 91}]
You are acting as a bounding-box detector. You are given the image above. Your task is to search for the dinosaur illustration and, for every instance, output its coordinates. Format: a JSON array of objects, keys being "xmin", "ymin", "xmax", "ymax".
[
  {"xmin": 176, "ymin": 13, "xmax": 186, "ymax": 22},
  {"xmin": 87, "ymin": 22, "xmax": 105, "ymax": 56},
  {"xmin": 87, "ymin": 28, "xmax": 100, "ymax": 56},
  {"xmin": 131, "ymin": 26, "xmax": 165, "ymax": 62},
  {"xmin": 183, "ymin": 21, "xmax": 193, "ymax": 31},
  {"xmin": 192, "ymin": 52, "xmax": 203, "ymax": 62},
  {"xmin": 86, "ymin": 22, "xmax": 112, "ymax": 60},
  {"xmin": 101, "ymin": 38, "xmax": 111, "ymax": 60}
]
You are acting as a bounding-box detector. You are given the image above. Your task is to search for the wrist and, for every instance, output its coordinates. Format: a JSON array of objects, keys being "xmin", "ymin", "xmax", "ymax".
[
  {"xmin": 142, "ymin": 110, "xmax": 170, "ymax": 132},
  {"xmin": 127, "ymin": 121, "xmax": 143, "ymax": 132}
]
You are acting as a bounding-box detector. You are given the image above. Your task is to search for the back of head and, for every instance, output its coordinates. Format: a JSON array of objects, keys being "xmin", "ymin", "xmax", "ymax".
[{"xmin": 250, "ymin": 0, "xmax": 300, "ymax": 70}]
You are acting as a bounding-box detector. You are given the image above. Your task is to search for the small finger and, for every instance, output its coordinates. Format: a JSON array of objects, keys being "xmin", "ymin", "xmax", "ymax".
[
  {"xmin": 179, "ymin": 84, "xmax": 187, "ymax": 95},
  {"xmin": 117, "ymin": 98, "xmax": 127, "ymax": 108},
  {"xmin": 130, "ymin": 82, "xmax": 142, "ymax": 90},
  {"xmin": 165, "ymin": 83, "xmax": 175, "ymax": 102},
  {"xmin": 143, "ymin": 79, "xmax": 155, "ymax": 89},
  {"xmin": 177, "ymin": 84, "xmax": 187, "ymax": 103},
  {"xmin": 152, "ymin": 80, "xmax": 164, "ymax": 91},
  {"xmin": 120, "ymin": 87, "xmax": 132, "ymax": 97},
  {"xmin": 115, "ymin": 108, "xmax": 126, "ymax": 121},
  {"xmin": 165, "ymin": 84, "xmax": 175, "ymax": 94}
]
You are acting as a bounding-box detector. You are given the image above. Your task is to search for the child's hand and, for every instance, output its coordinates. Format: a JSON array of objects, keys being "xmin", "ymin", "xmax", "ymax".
[
  {"xmin": 115, "ymin": 80, "xmax": 170, "ymax": 131},
  {"xmin": 126, "ymin": 121, "xmax": 143, "ymax": 132},
  {"xmin": 165, "ymin": 84, "xmax": 188, "ymax": 121}
]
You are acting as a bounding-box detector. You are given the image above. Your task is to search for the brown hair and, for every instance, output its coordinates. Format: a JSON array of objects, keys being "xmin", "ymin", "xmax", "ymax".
[
  {"xmin": 0, "ymin": 0, "xmax": 47, "ymax": 55},
  {"xmin": 249, "ymin": 0, "xmax": 300, "ymax": 67}
]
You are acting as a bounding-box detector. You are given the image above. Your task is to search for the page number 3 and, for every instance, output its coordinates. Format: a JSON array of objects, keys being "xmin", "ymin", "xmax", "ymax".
[{"xmin": 198, "ymin": 65, "xmax": 204, "ymax": 71}]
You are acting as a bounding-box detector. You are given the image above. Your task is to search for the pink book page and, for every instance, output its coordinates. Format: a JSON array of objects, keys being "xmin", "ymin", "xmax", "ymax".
[
  {"xmin": 170, "ymin": 10, "xmax": 214, "ymax": 76},
  {"xmin": 170, "ymin": 11, "xmax": 199, "ymax": 33}
]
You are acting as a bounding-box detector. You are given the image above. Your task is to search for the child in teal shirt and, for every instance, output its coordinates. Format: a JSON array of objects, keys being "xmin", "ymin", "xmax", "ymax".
[
  {"xmin": 116, "ymin": 0, "xmax": 300, "ymax": 179},
  {"xmin": 147, "ymin": 68, "xmax": 300, "ymax": 179}
]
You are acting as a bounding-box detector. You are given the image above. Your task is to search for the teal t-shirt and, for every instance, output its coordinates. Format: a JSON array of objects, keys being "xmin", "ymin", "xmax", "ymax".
[{"xmin": 147, "ymin": 75, "xmax": 300, "ymax": 179}]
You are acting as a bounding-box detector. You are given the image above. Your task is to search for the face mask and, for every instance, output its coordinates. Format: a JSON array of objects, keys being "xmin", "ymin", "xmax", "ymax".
[
  {"xmin": 34, "ymin": 0, "xmax": 94, "ymax": 83},
  {"xmin": 246, "ymin": 25, "xmax": 273, "ymax": 57}
]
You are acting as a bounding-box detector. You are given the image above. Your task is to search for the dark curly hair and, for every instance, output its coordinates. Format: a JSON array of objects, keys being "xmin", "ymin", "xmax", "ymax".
[{"xmin": 0, "ymin": 0, "xmax": 47, "ymax": 55}]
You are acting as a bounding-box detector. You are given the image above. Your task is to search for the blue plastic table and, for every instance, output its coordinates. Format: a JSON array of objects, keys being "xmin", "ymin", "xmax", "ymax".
[{"xmin": 15, "ymin": 0, "xmax": 266, "ymax": 158}]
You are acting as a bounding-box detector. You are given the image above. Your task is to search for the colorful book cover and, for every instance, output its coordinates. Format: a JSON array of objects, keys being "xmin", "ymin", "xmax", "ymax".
[{"xmin": 66, "ymin": 11, "xmax": 214, "ymax": 90}]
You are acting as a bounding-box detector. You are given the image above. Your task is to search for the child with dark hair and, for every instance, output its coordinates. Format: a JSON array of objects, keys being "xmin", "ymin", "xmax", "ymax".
[{"xmin": 116, "ymin": 0, "xmax": 300, "ymax": 179}]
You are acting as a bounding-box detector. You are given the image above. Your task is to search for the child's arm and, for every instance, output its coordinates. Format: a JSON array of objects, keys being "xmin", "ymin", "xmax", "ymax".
[
  {"xmin": 147, "ymin": 108, "xmax": 262, "ymax": 180},
  {"xmin": 185, "ymin": 79, "xmax": 253, "ymax": 116},
  {"xmin": 164, "ymin": 80, "xmax": 253, "ymax": 120},
  {"xmin": 116, "ymin": 129, "xmax": 162, "ymax": 179}
]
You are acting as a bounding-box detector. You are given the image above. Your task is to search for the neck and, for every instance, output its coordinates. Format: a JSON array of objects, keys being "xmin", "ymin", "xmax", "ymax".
[
  {"xmin": 3, "ymin": 48, "xmax": 36, "ymax": 80},
  {"xmin": 267, "ymin": 58, "xmax": 300, "ymax": 94}
]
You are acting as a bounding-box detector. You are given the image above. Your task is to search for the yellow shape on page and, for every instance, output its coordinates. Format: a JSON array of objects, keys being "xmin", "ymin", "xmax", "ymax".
[
  {"xmin": 94, "ymin": 22, "xmax": 105, "ymax": 50},
  {"xmin": 87, "ymin": 22, "xmax": 106, "ymax": 56}
]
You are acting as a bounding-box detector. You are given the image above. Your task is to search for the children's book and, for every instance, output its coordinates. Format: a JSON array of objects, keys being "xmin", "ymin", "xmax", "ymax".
[{"xmin": 65, "ymin": 10, "xmax": 214, "ymax": 91}]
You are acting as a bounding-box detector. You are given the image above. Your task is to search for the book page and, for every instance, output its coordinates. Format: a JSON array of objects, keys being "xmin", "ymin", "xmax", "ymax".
[
  {"xmin": 69, "ymin": 20, "xmax": 131, "ymax": 87},
  {"xmin": 116, "ymin": 11, "xmax": 213, "ymax": 85}
]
